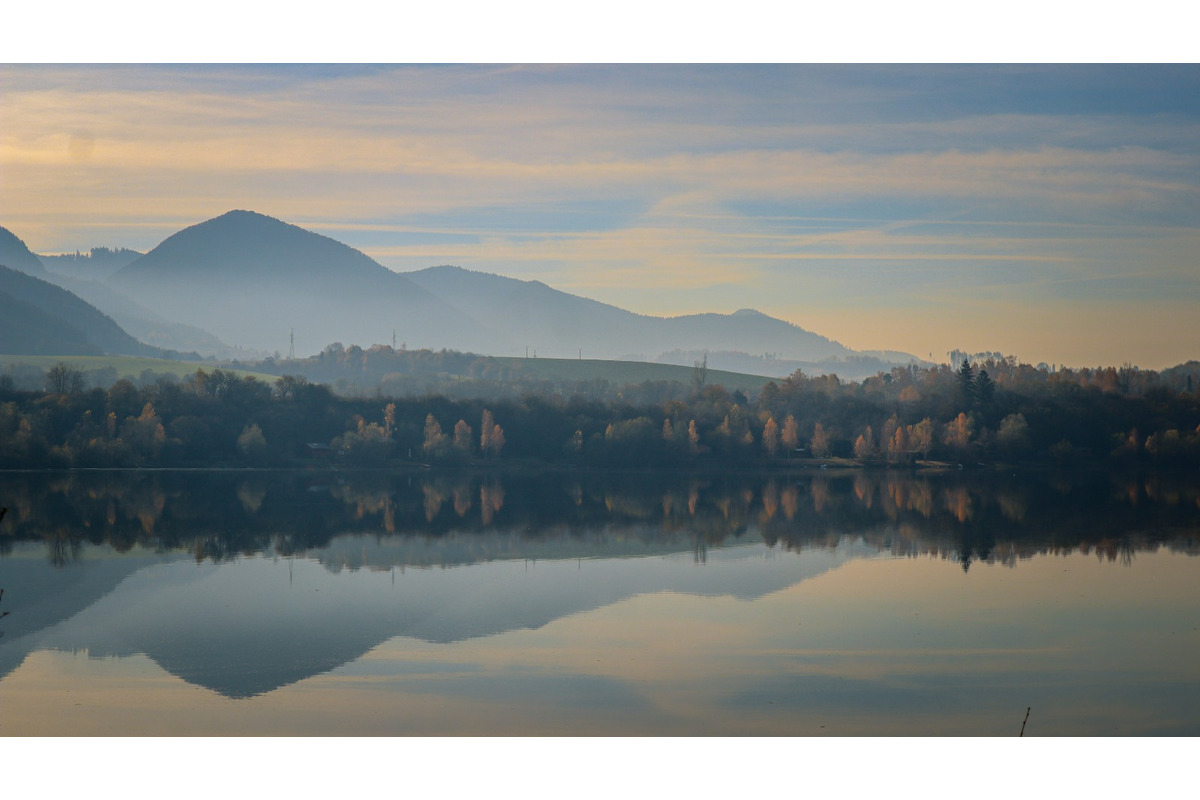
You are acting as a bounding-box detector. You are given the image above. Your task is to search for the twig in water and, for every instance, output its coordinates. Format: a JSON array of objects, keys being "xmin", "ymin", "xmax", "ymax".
[{"xmin": 1020, "ymin": 707, "xmax": 1031, "ymax": 737}]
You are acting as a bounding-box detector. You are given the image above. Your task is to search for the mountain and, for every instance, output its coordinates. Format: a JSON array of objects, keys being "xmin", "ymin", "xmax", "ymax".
[
  {"xmin": 654, "ymin": 308, "xmax": 849, "ymax": 361},
  {"xmin": 0, "ymin": 264, "xmax": 163, "ymax": 357},
  {"xmin": 0, "ymin": 288, "xmax": 101, "ymax": 355},
  {"xmin": 109, "ymin": 210, "xmax": 504, "ymax": 357},
  {"xmin": 64, "ymin": 209, "xmax": 920, "ymax": 370},
  {"xmin": 0, "ymin": 225, "xmax": 50, "ymax": 276},
  {"xmin": 404, "ymin": 265, "xmax": 856, "ymax": 362}
]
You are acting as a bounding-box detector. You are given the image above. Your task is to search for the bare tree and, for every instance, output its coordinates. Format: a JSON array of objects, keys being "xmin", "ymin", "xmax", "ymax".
[{"xmin": 45, "ymin": 362, "xmax": 84, "ymax": 395}]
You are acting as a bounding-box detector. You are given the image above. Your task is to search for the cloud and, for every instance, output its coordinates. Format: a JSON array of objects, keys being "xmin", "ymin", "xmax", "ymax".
[{"xmin": 2, "ymin": 64, "xmax": 1198, "ymax": 367}]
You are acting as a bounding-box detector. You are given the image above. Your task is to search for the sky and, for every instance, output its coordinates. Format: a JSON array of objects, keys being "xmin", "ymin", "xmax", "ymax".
[{"xmin": 3, "ymin": 58, "xmax": 1199, "ymax": 369}]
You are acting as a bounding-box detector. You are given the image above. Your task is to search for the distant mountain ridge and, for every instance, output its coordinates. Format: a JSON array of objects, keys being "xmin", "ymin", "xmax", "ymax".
[
  {"xmin": 9, "ymin": 211, "xmax": 922, "ymax": 370},
  {"xmin": 39, "ymin": 247, "xmax": 143, "ymax": 280},
  {"xmin": 109, "ymin": 210, "xmax": 505, "ymax": 357},
  {"xmin": 402, "ymin": 265, "xmax": 856, "ymax": 363}
]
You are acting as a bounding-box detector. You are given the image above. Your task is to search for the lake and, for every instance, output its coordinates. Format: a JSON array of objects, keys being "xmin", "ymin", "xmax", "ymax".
[{"xmin": 1, "ymin": 468, "xmax": 1198, "ymax": 736}]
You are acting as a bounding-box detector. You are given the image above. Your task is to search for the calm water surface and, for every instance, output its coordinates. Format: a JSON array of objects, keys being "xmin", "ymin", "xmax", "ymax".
[{"xmin": 1, "ymin": 469, "xmax": 1198, "ymax": 735}]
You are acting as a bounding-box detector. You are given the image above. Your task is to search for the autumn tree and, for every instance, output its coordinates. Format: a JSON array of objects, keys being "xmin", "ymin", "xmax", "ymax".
[
  {"xmin": 781, "ymin": 414, "xmax": 799, "ymax": 460},
  {"xmin": 853, "ymin": 425, "xmax": 877, "ymax": 461},
  {"xmin": 909, "ymin": 418, "xmax": 934, "ymax": 459},
  {"xmin": 336, "ymin": 406, "xmax": 395, "ymax": 463},
  {"xmin": 480, "ymin": 409, "xmax": 494, "ymax": 454},
  {"xmin": 452, "ymin": 419, "xmax": 473, "ymax": 454},
  {"xmin": 480, "ymin": 409, "xmax": 505, "ymax": 458},
  {"xmin": 881, "ymin": 415, "xmax": 899, "ymax": 455},
  {"xmin": 488, "ymin": 424, "xmax": 505, "ymax": 458},
  {"xmin": 942, "ymin": 412, "xmax": 973, "ymax": 456},
  {"xmin": 236, "ymin": 423, "xmax": 268, "ymax": 464},
  {"xmin": 887, "ymin": 424, "xmax": 910, "ymax": 463},
  {"xmin": 423, "ymin": 413, "xmax": 445, "ymax": 458},
  {"xmin": 762, "ymin": 416, "xmax": 779, "ymax": 459},
  {"xmin": 810, "ymin": 422, "xmax": 832, "ymax": 458}
]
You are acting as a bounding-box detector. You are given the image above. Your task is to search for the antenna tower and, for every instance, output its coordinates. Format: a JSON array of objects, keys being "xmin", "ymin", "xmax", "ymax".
[{"xmin": 288, "ymin": 329, "xmax": 295, "ymax": 360}]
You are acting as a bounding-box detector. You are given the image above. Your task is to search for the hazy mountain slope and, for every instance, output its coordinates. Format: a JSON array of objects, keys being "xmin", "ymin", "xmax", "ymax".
[
  {"xmin": 0, "ymin": 264, "xmax": 160, "ymax": 356},
  {"xmin": 109, "ymin": 211, "xmax": 507, "ymax": 357},
  {"xmin": 402, "ymin": 265, "xmax": 527, "ymax": 317},
  {"xmin": 0, "ymin": 226, "xmax": 50, "ymax": 276},
  {"xmin": 405, "ymin": 266, "xmax": 638, "ymax": 357},
  {"xmin": 405, "ymin": 265, "xmax": 855, "ymax": 361},
  {"xmin": 656, "ymin": 308, "xmax": 850, "ymax": 361},
  {"xmin": 39, "ymin": 273, "xmax": 236, "ymax": 357}
]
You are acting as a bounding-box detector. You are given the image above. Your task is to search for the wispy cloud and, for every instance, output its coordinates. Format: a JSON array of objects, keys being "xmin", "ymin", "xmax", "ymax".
[{"xmin": 2, "ymin": 64, "xmax": 1197, "ymax": 367}]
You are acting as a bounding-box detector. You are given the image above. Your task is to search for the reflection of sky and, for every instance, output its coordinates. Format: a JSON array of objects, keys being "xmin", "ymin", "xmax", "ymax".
[
  {"xmin": 2, "ymin": 542, "xmax": 1198, "ymax": 735},
  {"xmin": 3, "ymin": 64, "xmax": 1198, "ymax": 367}
]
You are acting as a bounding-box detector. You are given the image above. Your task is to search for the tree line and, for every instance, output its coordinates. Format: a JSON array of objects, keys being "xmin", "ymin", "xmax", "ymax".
[{"xmin": 0, "ymin": 355, "xmax": 1197, "ymax": 470}]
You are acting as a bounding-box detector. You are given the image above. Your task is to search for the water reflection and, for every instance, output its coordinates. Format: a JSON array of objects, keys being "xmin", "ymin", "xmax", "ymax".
[
  {"xmin": 3, "ymin": 469, "xmax": 1200, "ymax": 732},
  {"xmin": 1, "ymin": 469, "xmax": 1199, "ymax": 569}
]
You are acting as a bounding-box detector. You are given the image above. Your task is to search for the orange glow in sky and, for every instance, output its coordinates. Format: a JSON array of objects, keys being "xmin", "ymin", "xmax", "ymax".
[{"xmin": 2, "ymin": 64, "xmax": 1198, "ymax": 368}]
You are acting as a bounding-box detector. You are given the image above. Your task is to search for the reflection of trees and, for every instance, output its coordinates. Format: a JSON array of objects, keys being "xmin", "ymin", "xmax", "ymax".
[
  {"xmin": 811, "ymin": 478, "xmax": 830, "ymax": 514},
  {"xmin": 758, "ymin": 470, "xmax": 1200, "ymax": 569},
  {"xmin": 760, "ymin": 481, "xmax": 779, "ymax": 522},
  {"xmin": 780, "ymin": 485, "xmax": 799, "ymax": 520},
  {"xmin": 1, "ymin": 469, "xmax": 1197, "ymax": 570},
  {"xmin": 46, "ymin": 529, "xmax": 82, "ymax": 568},
  {"xmin": 453, "ymin": 484, "xmax": 473, "ymax": 518},
  {"xmin": 237, "ymin": 480, "xmax": 267, "ymax": 515},
  {"xmin": 480, "ymin": 481, "xmax": 505, "ymax": 526},
  {"xmin": 942, "ymin": 486, "xmax": 974, "ymax": 523},
  {"xmin": 423, "ymin": 483, "xmax": 444, "ymax": 522}
]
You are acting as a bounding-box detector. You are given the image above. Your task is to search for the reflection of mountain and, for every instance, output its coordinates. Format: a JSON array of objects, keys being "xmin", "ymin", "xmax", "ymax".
[
  {"xmin": 4, "ymin": 535, "xmax": 872, "ymax": 698},
  {"xmin": 4, "ymin": 468, "xmax": 1198, "ymax": 699},
  {"xmin": 0, "ymin": 545, "xmax": 188, "ymax": 681}
]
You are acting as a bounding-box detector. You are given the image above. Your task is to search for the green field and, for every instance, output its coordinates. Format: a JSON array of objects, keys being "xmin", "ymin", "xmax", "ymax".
[
  {"xmin": 479, "ymin": 356, "xmax": 775, "ymax": 393},
  {"xmin": 2, "ymin": 353, "xmax": 777, "ymax": 395},
  {"xmin": 0, "ymin": 355, "xmax": 278, "ymax": 383}
]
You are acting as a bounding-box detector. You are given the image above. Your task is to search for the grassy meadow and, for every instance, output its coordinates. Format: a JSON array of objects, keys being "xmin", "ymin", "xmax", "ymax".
[{"xmin": 0, "ymin": 354, "xmax": 278, "ymax": 384}]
